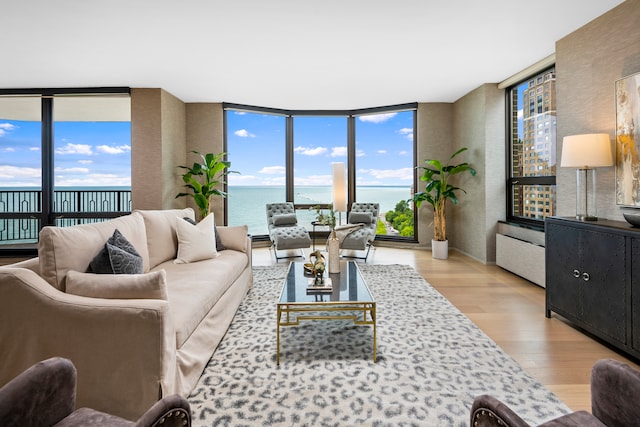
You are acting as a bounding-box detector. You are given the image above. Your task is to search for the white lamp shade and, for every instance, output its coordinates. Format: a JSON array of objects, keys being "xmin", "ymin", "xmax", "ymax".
[
  {"xmin": 332, "ymin": 162, "xmax": 347, "ymax": 212},
  {"xmin": 561, "ymin": 133, "xmax": 613, "ymax": 168}
]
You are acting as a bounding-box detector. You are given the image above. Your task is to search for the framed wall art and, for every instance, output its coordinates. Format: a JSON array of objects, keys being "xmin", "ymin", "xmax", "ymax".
[{"xmin": 616, "ymin": 71, "xmax": 640, "ymax": 207}]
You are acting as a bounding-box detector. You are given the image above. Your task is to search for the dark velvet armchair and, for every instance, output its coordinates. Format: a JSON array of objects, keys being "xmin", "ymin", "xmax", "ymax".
[
  {"xmin": 470, "ymin": 358, "xmax": 640, "ymax": 426},
  {"xmin": 0, "ymin": 357, "xmax": 191, "ymax": 427}
]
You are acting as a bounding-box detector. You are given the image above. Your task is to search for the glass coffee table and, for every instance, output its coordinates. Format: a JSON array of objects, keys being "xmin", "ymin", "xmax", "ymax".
[{"xmin": 276, "ymin": 260, "xmax": 376, "ymax": 364}]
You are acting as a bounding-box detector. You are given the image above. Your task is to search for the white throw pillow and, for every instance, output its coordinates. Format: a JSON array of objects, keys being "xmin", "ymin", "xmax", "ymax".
[
  {"xmin": 174, "ymin": 213, "xmax": 218, "ymax": 264},
  {"xmin": 65, "ymin": 269, "xmax": 168, "ymax": 300}
]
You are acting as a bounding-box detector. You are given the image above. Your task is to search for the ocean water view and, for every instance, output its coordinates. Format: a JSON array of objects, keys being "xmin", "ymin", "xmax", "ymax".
[
  {"xmin": 227, "ymin": 185, "xmax": 412, "ymax": 236},
  {"xmin": 0, "ymin": 185, "xmax": 412, "ymax": 243}
]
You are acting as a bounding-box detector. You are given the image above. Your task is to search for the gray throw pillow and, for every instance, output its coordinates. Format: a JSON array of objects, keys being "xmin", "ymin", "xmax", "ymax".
[
  {"xmin": 272, "ymin": 213, "xmax": 297, "ymax": 226},
  {"xmin": 89, "ymin": 229, "xmax": 143, "ymax": 274},
  {"xmin": 349, "ymin": 212, "xmax": 373, "ymax": 224},
  {"xmin": 183, "ymin": 216, "xmax": 225, "ymax": 251}
]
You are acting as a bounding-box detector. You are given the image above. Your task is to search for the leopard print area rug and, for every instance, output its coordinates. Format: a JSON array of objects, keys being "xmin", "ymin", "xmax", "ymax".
[{"xmin": 188, "ymin": 264, "xmax": 569, "ymax": 426}]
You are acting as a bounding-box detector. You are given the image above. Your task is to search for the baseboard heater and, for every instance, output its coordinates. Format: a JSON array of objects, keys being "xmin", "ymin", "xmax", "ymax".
[{"xmin": 496, "ymin": 233, "xmax": 545, "ymax": 288}]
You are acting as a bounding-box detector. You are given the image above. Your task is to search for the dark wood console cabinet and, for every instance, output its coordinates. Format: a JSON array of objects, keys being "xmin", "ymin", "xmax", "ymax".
[{"xmin": 545, "ymin": 216, "xmax": 640, "ymax": 359}]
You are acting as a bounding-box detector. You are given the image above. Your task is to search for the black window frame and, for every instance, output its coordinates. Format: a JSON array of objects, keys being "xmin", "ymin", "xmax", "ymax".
[
  {"xmin": 505, "ymin": 67, "xmax": 556, "ymax": 229},
  {"xmin": 0, "ymin": 87, "xmax": 132, "ymax": 256},
  {"xmin": 223, "ymin": 102, "xmax": 418, "ymax": 243}
]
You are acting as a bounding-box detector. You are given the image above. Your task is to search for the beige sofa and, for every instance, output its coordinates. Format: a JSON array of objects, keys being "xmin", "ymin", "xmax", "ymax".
[{"xmin": 0, "ymin": 208, "xmax": 252, "ymax": 420}]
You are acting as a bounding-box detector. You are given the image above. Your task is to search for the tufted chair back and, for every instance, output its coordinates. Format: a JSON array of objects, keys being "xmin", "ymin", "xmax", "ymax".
[
  {"xmin": 266, "ymin": 202, "xmax": 297, "ymax": 229},
  {"xmin": 349, "ymin": 203, "xmax": 379, "ymax": 225}
]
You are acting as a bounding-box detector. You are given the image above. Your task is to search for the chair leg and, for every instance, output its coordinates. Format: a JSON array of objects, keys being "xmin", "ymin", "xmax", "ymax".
[
  {"xmin": 271, "ymin": 245, "xmax": 306, "ymax": 261},
  {"xmin": 340, "ymin": 242, "xmax": 374, "ymax": 261}
]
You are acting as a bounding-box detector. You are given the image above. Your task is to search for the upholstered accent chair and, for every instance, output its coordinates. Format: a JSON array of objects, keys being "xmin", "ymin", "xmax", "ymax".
[
  {"xmin": 470, "ymin": 358, "xmax": 640, "ymax": 426},
  {"xmin": 266, "ymin": 202, "xmax": 311, "ymax": 260},
  {"xmin": 0, "ymin": 357, "xmax": 191, "ymax": 427},
  {"xmin": 336, "ymin": 202, "xmax": 379, "ymax": 261}
]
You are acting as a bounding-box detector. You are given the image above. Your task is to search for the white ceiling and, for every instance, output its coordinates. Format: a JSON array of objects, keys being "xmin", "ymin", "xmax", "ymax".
[{"xmin": 1, "ymin": 0, "xmax": 626, "ymax": 110}]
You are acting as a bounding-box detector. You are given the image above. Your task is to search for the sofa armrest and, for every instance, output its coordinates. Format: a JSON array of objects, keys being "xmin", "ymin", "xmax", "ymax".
[
  {"xmin": 133, "ymin": 394, "xmax": 191, "ymax": 427},
  {"xmin": 2, "ymin": 256, "xmax": 39, "ymax": 273},
  {"xmin": 470, "ymin": 394, "xmax": 531, "ymax": 427},
  {"xmin": 217, "ymin": 225, "xmax": 250, "ymax": 253},
  {"xmin": 0, "ymin": 267, "xmax": 177, "ymax": 420},
  {"xmin": 0, "ymin": 357, "xmax": 76, "ymax": 427},
  {"xmin": 591, "ymin": 358, "xmax": 640, "ymax": 426}
]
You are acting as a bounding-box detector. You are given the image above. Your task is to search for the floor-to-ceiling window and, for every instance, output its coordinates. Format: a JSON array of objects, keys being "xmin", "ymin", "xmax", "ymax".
[
  {"xmin": 507, "ymin": 68, "xmax": 557, "ymax": 226},
  {"xmin": 354, "ymin": 110, "xmax": 415, "ymax": 237},
  {"xmin": 0, "ymin": 89, "xmax": 131, "ymax": 252},
  {"xmin": 226, "ymin": 109, "xmax": 286, "ymax": 235},
  {"xmin": 225, "ymin": 103, "xmax": 417, "ymax": 241}
]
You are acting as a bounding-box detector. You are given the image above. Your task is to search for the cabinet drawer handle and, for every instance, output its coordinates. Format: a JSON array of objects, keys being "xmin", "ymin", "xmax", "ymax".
[
  {"xmin": 573, "ymin": 269, "xmax": 580, "ymax": 278},
  {"xmin": 582, "ymin": 272, "xmax": 590, "ymax": 282}
]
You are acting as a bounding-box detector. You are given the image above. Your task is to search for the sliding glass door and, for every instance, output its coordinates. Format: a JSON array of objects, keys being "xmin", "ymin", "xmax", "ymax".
[{"xmin": 0, "ymin": 90, "xmax": 131, "ymax": 252}]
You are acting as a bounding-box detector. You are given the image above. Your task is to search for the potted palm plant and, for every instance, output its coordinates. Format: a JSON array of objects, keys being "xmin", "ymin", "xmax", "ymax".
[
  {"xmin": 176, "ymin": 151, "xmax": 237, "ymax": 220},
  {"xmin": 411, "ymin": 147, "xmax": 476, "ymax": 259}
]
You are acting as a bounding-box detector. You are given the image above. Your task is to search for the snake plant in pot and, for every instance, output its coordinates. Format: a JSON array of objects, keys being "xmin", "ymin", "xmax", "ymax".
[
  {"xmin": 411, "ymin": 147, "xmax": 476, "ymax": 259},
  {"xmin": 176, "ymin": 151, "xmax": 238, "ymax": 220}
]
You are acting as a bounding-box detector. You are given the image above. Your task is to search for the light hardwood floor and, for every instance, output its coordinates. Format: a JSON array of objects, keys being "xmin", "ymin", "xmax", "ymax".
[
  {"xmin": 4, "ymin": 245, "xmax": 639, "ymax": 412},
  {"xmin": 253, "ymin": 244, "xmax": 640, "ymax": 413}
]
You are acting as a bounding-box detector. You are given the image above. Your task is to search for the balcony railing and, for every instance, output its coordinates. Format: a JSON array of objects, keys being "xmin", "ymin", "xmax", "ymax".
[{"xmin": 0, "ymin": 189, "xmax": 132, "ymax": 245}]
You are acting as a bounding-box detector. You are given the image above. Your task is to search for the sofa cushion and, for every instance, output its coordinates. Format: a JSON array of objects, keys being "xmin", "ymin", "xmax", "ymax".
[
  {"xmin": 215, "ymin": 225, "xmax": 248, "ymax": 253},
  {"xmin": 89, "ymin": 229, "xmax": 144, "ymax": 274},
  {"xmin": 183, "ymin": 216, "xmax": 226, "ymax": 251},
  {"xmin": 154, "ymin": 250, "xmax": 249, "ymax": 347},
  {"xmin": 38, "ymin": 212, "xmax": 149, "ymax": 291},
  {"xmin": 66, "ymin": 270, "xmax": 168, "ymax": 300},
  {"xmin": 136, "ymin": 208, "xmax": 195, "ymax": 269},
  {"xmin": 175, "ymin": 214, "xmax": 218, "ymax": 264}
]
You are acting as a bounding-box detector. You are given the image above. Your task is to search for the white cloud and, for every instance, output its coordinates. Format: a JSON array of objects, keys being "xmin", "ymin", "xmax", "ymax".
[
  {"xmin": 234, "ymin": 129, "xmax": 256, "ymax": 138},
  {"xmin": 356, "ymin": 149, "xmax": 365, "ymax": 157},
  {"xmin": 96, "ymin": 145, "xmax": 131, "ymax": 154},
  {"xmin": 78, "ymin": 159, "xmax": 93, "ymax": 164},
  {"xmin": 0, "ymin": 123, "xmax": 17, "ymax": 137},
  {"xmin": 294, "ymin": 146, "xmax": 328, "ymax": 156},
  {"xmin": 360, "ymin": 167, "xmax": 414, "ymax": 180},
  {"xmin": 3, "ymin": 147, "xmax": 15, "ymax": 152},
  {"xmin": 331, "ymin": 146, "xmax": 347, "ymax": 157},
  {"xmin": 54, "ymin": 174, "xmax": 131, "ymax": 187},
  {"xmin": 358, "ymin": 113, "xmax": 397, "ymax": 124},
  {"xmin": 0, "ymin": 165, "xmax": 41, "ymax": 179},
  {"xmin": 55, "ymin": 143, "xmax": 93, "ymax": 155},
  {"xmin": 399, "ymin": 150, "xmax": 409, "ymax": 156},
  {"xmin": 398, "ymin": 127, "xmax": 414, "ymax": 141},
  {"xmin": 294, "ymin": 174, "xmax": 333, "ymax": 186},
  {"xmin": 518, "ymin": 109, "xmax": 524, "ymax": 119},
  {"xmin": 29, "ymin": 147, "xmax": 40, "ymax": 151},
  {"xmin": 377, "ymin": 150, "xmax": 387, "ymax": 155},
  {"xmin": 259, "ymin": 166, "xmax": 286, "ymax": 174},
  {"xmin": 55, "ymin": 167, "xmax": 89, "ymax": 173}
]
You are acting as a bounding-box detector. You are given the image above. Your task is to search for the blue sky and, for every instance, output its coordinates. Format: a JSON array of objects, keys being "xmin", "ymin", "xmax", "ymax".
[
  {"xmin": 0, "ymin": 120, "xmax": 132, "ymax": 187},
  {"xmin": 226, "ymin": 110, "xmax": 414, "ymax": 187},
  {"xmin": 1, "ymin": 109, "xmax": 414, "ymax": 188}
]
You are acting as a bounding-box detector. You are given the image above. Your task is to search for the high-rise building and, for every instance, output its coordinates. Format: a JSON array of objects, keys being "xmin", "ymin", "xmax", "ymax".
[{"xmin": 518, "ymin": 70, "xmax": 557, "ymax": 220}]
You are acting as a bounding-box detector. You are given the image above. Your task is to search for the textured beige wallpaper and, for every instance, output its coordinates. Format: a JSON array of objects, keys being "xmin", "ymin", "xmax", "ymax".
[
  {"xmin": 130, "ymin": 88, "xmax": 186, "ymax": 210},
  {"xmin": 556, "ymin": 0, "xmax": 640, "ymax": 221},
  {"xmin": 452, "ymin": 84, "xmax": 505, "ymax": 263},
  {"xmin": 186, "ymin": 103, "xmax": 225, "ymax": 223}
]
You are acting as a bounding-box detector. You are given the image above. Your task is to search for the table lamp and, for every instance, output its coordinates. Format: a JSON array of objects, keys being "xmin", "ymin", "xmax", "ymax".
[{"xmin": 560, "ymin": 133, "xmax": 613, "ymax": 221}]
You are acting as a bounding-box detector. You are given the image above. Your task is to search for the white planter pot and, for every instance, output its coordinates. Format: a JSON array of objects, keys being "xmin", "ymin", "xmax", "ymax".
[{"xmin": 431, "ymin": 239, "xmax": 448, "ymax": 260}]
